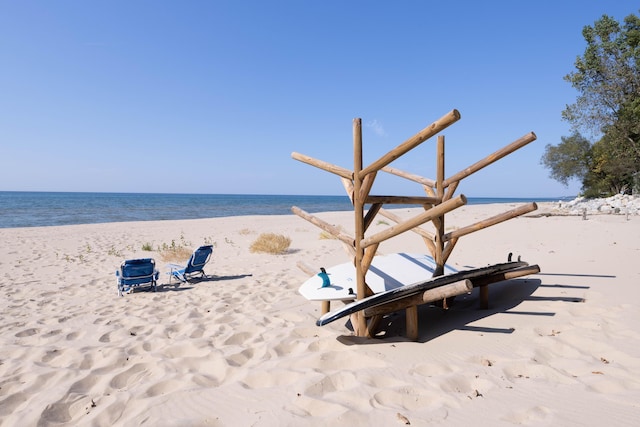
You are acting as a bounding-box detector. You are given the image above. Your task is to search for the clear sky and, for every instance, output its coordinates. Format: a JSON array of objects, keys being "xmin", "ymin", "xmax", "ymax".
[{"xmin": 1, "ymin": 1, "xmax": 637, "ymax": 197}]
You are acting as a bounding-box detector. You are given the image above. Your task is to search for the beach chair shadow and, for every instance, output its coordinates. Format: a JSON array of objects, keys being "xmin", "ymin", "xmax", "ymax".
[
  {"xmin": 155, "ymin": 273, "xmax": 254, "ymax": 292},
  {"xmin": 166, "ymin": 245, "xmax": 214, "ymax": 284},
  {"xmin": 116, "ymin": 258, "xmax": 159, "ymax": 296}
]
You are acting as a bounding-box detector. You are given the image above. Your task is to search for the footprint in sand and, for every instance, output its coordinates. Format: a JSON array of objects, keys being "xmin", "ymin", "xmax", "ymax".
[
  {"xmin": 78, "ymin": 353, "xmax": 94, "ymax": 370},
  {"xmin": 373, "ymin": 386, "xmax": 454, "ymax": 412},
  {"xmin": 413, "ymin": 361, "xmax": 458, "ymax": 377},
  {"xmin": 226, "ymin": 348, "xmax": 255, "ymax": 367},
  {"xmin": 303, "ymin": 371, "xmax": 359, "ymax": 398},
  {"xmin": 109, "ymin": 363, "xmax": 156, "ymax": 390},
  {"xmin": 66, "ymin": 331, "xmax": 82, "ymax": 341},
  {"xmin": 41, "ymin": 348, "xmax": 63, "ymax": 363},
  {"xmin": 224, "ymin": 331, "xmax": 254, "ymax": 346},
  {"xmin": 502, "ymin": 405, "xmax": 553, "ymax": 424},
  {"xmin": 15, "ymin": 328, "xmax": 39, "ymax": 337},
  {"xmin": 69, "ymin": 372, "xmax": 100, "ymax": 394},
  {"xmin": 241, "ymin": 369, "xmax": 304, "ymax": 389},
  {"xmin": 143, "ymin": 379, "xmax": 184, "ymax": 398}
]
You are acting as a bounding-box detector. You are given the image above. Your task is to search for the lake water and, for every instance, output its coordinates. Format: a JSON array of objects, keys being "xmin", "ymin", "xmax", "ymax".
[{"xmin": 0, "ymin": 192, "xmax": 569, "ymax": 228}]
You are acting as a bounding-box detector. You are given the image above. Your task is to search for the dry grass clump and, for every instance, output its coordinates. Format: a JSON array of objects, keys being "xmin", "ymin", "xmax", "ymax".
[
  {"xmin": 160, "ymin": 246, "xmax": 193, "ymax": 262},
  {"xmin": 250, "ymin": 233, "xmax": 291, "ymax": 254},
  {"xmin": 158, "ymin": 240, "xmax": 194, "ymax": 262},
  {"xmin": 319, "ymin": 231, "xmax": 335, "ymax": 240}
]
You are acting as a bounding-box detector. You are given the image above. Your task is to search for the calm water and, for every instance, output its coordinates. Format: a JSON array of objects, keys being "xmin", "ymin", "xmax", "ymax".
[{"xmin": 0, "ymin": 192, "xmax": 569, "ymax": 229}]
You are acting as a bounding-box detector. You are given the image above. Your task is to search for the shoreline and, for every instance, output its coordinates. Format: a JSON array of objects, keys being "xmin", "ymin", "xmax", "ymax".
[
  {"xmin": 1, "ymin": 203, "xmax": 639, "ymax": 425},
  {"xmin": 0, "ymin": 193, "xmax": 576, "ymax": 229}
]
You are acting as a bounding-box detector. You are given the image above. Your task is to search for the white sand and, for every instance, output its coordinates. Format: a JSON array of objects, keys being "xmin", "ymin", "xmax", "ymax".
[{"xmin": 1, "ymin": 204, "xmax": 639, "ymax": 426}]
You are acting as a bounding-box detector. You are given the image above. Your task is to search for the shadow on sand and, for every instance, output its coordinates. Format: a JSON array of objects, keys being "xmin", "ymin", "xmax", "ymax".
[
  {"xmin": 154, "ymin": 273, "xmax": 253, "ymax": 293},
  {"xmin": 336, "ymin": 275, "xmax": 594, "ymax": 345}
]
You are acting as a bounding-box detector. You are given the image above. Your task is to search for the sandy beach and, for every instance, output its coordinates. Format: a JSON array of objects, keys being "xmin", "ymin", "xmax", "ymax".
[{"xmin": 1, "ymin": 203, "xmax": 639, "ymax": 426}]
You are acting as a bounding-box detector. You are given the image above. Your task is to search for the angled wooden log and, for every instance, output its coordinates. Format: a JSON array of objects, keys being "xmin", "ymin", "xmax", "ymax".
[
  {"xmin": 291, "ymin": 152, "xmax": 353, "ymax": 180},
  {"xmin": 470, "ymin": 264, "xmax": 540, "ymax": 287},
  {"xmin": 366, "ymin": 314, "xmax": 383, "ymax": 338},
  {"xmin": 296, "ymin": 260, "xmax": 318, "ymax": 276},
  {"xmin": 361, "ymin": 195, "xmax": 467, "ymax": 249},
  {"xmin": 378, "ymin": 208, "xmax": 435, "ymax": 239},
  {"xmin": 378, "ymin": 208, "xmax": 435, "ymax": 241},
  {"xmin": 291, "ymin": 206, "xmax": 355, "ymax": 246},
  {"xmin": 379, "ymin": 208, "xmax": 436, "ymax": 256},
  {"xmin": 444, "ymin": 180, "xmax": 459, "ymax": 201},
  {"xmin": 363, "ymin": 279, "xmax": 473, "ymax": 317},
  {"xmin": 339, "ymin": 240, "xmax": 356, "ymax": 258},
  {"xmin": 362, "ymin": 243, "xmax": 380, "ymax": 297},
  {"xmin": 443, "ymin": 202, "xmax": 538, "ymax": 242},
  {"xmin": 442, "ymin": 237, "xmax": 459, "ymax": 265},
  {"xmin": 443, "ymin": 132, "xmax": 537, "ymax": 188},
  {"xmin": 359, "ymin": 171, "xmax": 377, "ymax": 202},
  {"xmin": 359, "ymin": 109, "xmax": 461, "ymax": 178},
  {"xmin": 362, "ymin": 243, "xmax": 380, "ymax": 274},
  {"xmin": 341, "ymin": 177, "xmax": 355, "ymax": 203},
  {"xmin": 363, "ymin": 203, "xmax": 383, "ymax": 232},
  {"xmin": 381, "ymin": 165, "xmax": 436, "ymax": 188}
]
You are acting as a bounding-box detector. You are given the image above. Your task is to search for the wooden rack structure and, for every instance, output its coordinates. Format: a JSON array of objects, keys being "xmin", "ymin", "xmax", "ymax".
[{"xmin": 292, "ymin": 109, "xmax": 540, "ymax": 340}]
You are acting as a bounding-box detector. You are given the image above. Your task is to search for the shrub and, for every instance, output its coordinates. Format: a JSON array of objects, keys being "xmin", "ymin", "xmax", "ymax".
[
  {"xmin": 158, "ymin": 239, "xmax": 193, "ymax": 262},
  {"xmin": 250, "ymin": 233, "xmax": 291, "ymax": 254}
]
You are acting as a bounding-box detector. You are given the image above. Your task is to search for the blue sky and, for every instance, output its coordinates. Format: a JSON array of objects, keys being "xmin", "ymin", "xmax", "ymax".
[{"xmin": 1, "ymin": 1, "xmax": 637, "ymax": 197}]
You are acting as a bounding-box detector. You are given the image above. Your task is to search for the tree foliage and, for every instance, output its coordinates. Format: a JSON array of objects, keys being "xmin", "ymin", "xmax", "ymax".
[
  {"xmin": 541, "ymin": 132, "xmax": 591, "ymax": 186},
  {"xmin": 542, "ymin": 11, "xmax": 640, "ymax": 196}
]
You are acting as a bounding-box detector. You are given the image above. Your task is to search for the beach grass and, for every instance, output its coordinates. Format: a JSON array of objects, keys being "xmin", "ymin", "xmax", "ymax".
[{"xmin": 249, "ymin": 232, "xmax": 291, "ymax": 254}]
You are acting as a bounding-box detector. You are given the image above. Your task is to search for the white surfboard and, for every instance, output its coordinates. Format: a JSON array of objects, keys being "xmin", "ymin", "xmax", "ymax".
[{"xmin": 298, "ymin": 253, "xmax": 458, "ymax": 302}]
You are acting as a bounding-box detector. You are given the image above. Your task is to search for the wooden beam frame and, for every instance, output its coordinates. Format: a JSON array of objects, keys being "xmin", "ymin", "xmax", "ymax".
[{"xmin": 292, "ymin": 110, "xmax": 540, "ymax": 340}]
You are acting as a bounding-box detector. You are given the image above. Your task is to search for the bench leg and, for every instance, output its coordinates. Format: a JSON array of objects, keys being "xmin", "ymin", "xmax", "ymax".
[{"xmin": 321, "ymin": 300, "xmax": 330, "ymax": 314}]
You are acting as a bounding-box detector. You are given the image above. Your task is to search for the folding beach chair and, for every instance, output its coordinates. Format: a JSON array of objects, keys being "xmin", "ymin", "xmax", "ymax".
[
  {"xmin": 116, "ymin": 258, "xmax": 159, "ymax": 296},
  {"xmin": 167, "ymin": 245, "xmax": 214, "ymax": 283}
]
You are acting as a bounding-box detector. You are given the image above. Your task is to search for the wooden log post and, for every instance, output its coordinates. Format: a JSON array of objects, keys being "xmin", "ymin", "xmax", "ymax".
[
  {"xmin": 406, "ymin": 305, "xmax": 419, "ymax": 340},
  {"xmin": 435, "ymin": 135, "xmax": 446, "ymax": 276},
  {"xmin": 361, "ymin": 195, "xmax": 467, "ymax": 249},
  {"xmin": 353, "ymin": 118, "xmax": 368, "ymax": 337}
]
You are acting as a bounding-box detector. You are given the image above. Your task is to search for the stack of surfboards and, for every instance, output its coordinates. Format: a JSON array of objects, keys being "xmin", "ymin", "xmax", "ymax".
[{"xmin": 298, "ymin": 252, "xmax": 532, "ymax": 326}]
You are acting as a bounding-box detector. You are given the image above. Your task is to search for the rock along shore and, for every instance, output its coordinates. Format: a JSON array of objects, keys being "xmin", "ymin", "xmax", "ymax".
[{"xmin": 551, "ymin": 194, "xmax": 640, "ymax": 216}]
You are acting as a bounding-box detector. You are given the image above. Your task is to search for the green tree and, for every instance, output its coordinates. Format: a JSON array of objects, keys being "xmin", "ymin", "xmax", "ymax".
[
  {"xmin": 541, "ymin": 132, "xmax": 591, "ymax": 186},
  {"xmin": 543, "ymin": 12, "xmax": 640, "ymax": 195}
]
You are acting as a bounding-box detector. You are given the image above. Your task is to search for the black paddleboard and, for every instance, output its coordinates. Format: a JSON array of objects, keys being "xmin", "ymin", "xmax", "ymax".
[{"xmin": 317, "ymin": 261, "xmax": 528, "ymax": 326}]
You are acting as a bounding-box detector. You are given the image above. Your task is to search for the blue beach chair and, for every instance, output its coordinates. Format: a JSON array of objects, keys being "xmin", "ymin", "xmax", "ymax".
[
  {"xmin": 167, "ymin": 245, "xmax": 214, "ymax": 283},
  {"xmin": 116, "ymin": 258, "xmax": 159, "ymax": 296}
]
